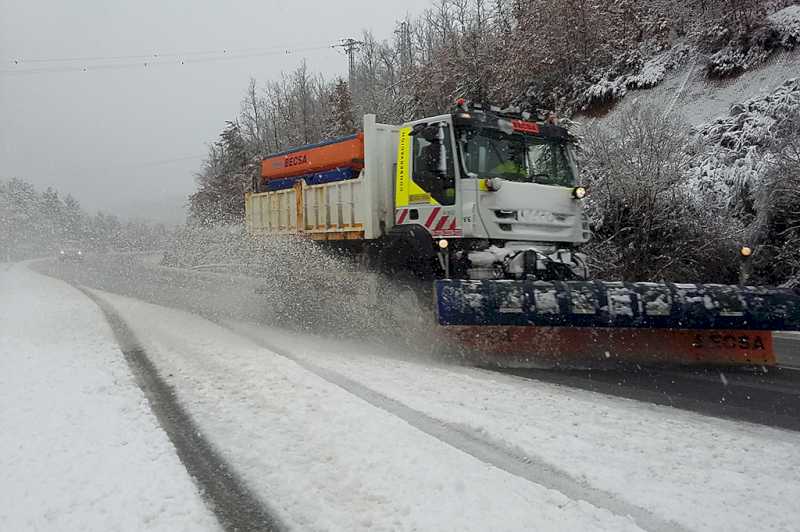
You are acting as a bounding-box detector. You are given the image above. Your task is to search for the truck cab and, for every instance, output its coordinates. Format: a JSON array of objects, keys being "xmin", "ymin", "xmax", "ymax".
[{"xmin": 394, "ymin": 103, "xmax": 590, "ymax": 280}]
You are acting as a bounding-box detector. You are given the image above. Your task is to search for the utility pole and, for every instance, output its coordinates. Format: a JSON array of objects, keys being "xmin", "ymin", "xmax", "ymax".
[
  {"xmin": 333, "ymin": 38, "xmax": 364, "ymax": 94},
  {"xmin": 395, "ymin": 21, "xmax": 411, "ymax": 72}
]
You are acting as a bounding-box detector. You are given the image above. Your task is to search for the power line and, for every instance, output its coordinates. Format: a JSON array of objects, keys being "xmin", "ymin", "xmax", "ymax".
[
  {"xmin": 8, "ymin": 42, "xmax": 333, "ymax": 65},
  {"xmin": 2, "ymin": 43, "xmax": 337, "ymax": 76}
]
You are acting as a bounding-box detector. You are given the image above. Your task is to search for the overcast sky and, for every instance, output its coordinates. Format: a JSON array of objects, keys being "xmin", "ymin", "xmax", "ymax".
[{"xmin": 0, "ymin": 0, "xmax": 433, "ymax": 224}]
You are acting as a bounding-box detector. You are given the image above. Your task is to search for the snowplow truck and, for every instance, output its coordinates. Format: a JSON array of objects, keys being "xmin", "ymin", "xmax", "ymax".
[{"xmin": 245, "ymin": 102, "xmax": 800, "ymax": 367}]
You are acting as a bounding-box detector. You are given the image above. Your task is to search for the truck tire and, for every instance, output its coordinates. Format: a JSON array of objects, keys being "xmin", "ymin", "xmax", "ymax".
[
  {"xmin": 374, "ymin": 237, "xmax": 436, "ymax": 334},
  {"xmin": 380, "ymin": 225, "xmax": 438, "ymax": 282}
]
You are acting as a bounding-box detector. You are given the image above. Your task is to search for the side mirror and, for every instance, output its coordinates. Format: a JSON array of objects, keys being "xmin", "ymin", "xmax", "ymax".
[{"xmin": 409, "ymin": 123, "xmax": 428, "ymax": 136}]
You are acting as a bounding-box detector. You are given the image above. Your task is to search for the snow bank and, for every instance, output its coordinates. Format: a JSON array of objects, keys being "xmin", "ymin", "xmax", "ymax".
[
  {"xmin": 0, "ymin": 265, "xmax": 217, "ymax": 532},
  {"xmin": 233, "ymin": 324, "xmax": 800, "ymax": 532},
  {"xmin": 96, "ymin": 290, "xmax": 642, "ymax": 532}
]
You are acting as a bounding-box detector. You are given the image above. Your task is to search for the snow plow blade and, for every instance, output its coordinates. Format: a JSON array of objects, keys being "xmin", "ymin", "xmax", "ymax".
[
  {"xmin": 444, "ymin": 326, "xmax": 776, "ymax": 367},
  {"xmin": 435, "ymin": 280, "xmax": 800, "ymax": 367}
]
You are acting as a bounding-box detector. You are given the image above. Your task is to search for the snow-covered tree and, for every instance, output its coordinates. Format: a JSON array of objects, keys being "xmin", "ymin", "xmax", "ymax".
[
  {"xmin": 748, "ymin": 108, "xmax": 800, "ymax": 286},
  {"xmin": 0, "ymin": 178, "xmax": 169, "ymax": 259},
  {"xmin": 581, "ymin": 102, "xmax": 740, "ymax": 282},
  {"xmin": 324, "ymin": 79, "xmax": 356, "ymax": 138},
  {"xmin": 189, "ymin": 121, "xmax": 252, "ymax": 226}
]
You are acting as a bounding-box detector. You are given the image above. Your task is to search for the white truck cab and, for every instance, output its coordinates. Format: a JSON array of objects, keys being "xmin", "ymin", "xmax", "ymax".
[{"xmin": 393, "ymin": 104, "xmax": 590, "ymax": 280}]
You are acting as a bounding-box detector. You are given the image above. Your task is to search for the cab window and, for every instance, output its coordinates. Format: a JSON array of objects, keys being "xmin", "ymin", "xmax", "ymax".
[
  {"xmin": 412, "ymin": 122, "xmax": 456, "ymax": 205},
  {"xmin": 459, "ymin": 127, "xmax": 576, "ymax": 187}
]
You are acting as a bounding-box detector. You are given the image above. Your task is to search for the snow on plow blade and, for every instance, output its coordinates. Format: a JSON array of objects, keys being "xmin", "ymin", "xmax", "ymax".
[
  {"xmin": 435, "ymin": 280, "xmax": 800, "ymax": 330},
  {"xmin": 435, "ymin": 280, "xmax": 800, "ymax": 366}
]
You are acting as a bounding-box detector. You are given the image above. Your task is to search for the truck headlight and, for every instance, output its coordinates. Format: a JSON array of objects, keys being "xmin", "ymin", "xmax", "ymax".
[{"xmin": 572, "ymin": 186, "xmax": 587, "ymax": 199}]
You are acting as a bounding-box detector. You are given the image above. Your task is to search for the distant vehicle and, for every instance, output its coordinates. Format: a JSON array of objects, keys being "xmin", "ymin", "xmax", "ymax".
[{"xmin": 58, "ymin": 244, "xmax": 84, "ymax": 261}]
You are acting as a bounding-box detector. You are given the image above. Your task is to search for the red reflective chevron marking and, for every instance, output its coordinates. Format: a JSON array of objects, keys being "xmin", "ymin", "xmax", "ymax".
[
  {"xmin": 435, "ymin": 215, "xmax": 449, "ymax": 231},
  {"xmin": 396, "ymin": 209, "xmax": 408, "ymax": 224},
  {"xmin": 448, "ymin": 218, "xmax": 457, "ymax": 231},
  {"xmin": 425, "ymin": 207, "xmax": 441, "ymax": 228}
]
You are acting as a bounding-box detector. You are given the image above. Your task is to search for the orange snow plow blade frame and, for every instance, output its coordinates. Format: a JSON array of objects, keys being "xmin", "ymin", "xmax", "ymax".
[{"xmin": 445, "ymin": 326, "xmax": 775, "ymax": 367}]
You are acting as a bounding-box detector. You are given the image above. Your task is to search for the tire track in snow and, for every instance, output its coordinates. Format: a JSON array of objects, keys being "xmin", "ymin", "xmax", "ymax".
[
  {"xmin": 227, "ymin": 323, "xmax": 688, "ymax": 532},
  {"xmin": 76, "ymin": 287, "xmax": 285, "ymax": 532}
]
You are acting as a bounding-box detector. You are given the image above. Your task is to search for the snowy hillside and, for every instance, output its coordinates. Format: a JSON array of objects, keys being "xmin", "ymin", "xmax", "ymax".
[
  {"xmin": 576, "ymin": 4, "xmax": 800, "ymax": 286},
  {"xmin": 583, "ymin": 50, "xmax": 800, "ymax": 129}
]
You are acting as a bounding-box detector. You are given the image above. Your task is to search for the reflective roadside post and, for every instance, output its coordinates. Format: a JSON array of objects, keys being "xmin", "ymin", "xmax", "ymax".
[{"xmin": 739, "ymin": 246, "xmax": 753, "ymax": 286}]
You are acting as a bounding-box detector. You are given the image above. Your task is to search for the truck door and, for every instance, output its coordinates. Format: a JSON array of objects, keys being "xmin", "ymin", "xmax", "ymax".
[{"xmin": 394, "ymin": 121, "xmax": 461, "ymax": 237}]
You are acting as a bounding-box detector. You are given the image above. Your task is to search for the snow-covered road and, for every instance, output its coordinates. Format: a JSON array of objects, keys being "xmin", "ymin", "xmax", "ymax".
[
  {"xmin": 228, "ymin": 323, "xmax": 800, "ymax": 532},
  {"xmin": 95, "ymin": 288, "xmax": 643, "ymax": 532},
  {"xmin": 5, "ymin": 262, "xmax": 800, "ymax": 531},
  {"xmin": 0, "ymin": 265, "xmax": 218, "ymax": 531}
]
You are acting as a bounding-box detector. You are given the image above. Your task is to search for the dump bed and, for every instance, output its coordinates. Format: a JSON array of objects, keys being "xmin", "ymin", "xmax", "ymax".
[{"xmin": 245, "ymin": 115, "xmax": 399, "ymax": 241}]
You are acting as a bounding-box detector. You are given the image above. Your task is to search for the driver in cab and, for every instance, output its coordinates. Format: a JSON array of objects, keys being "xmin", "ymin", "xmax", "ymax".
[{"xmin": 491, "ymin": 141, "xmax": 528, "ymax": 179}]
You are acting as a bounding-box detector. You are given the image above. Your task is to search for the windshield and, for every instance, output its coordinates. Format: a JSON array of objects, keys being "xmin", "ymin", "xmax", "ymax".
[{"xmin": 458, "ymin": 127, "xmax": 576, "ymax": 186}]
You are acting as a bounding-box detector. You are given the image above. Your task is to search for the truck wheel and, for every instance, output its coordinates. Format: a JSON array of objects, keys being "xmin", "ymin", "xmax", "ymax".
[{"xmin": 372, "ymin": 242, "xmax": 433, "ymax": 335}]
